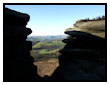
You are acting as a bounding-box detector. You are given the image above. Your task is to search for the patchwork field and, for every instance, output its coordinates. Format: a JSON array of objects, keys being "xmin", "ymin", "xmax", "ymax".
[{"xmin": 30, "ymin": 40, "xmax": 66, "ymax": 61}]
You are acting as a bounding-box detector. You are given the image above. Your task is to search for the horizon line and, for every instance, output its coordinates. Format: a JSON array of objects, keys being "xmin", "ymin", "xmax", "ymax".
[{"xmin": 28, "ymin": 34, "xmax": 67, "ymax": 36}]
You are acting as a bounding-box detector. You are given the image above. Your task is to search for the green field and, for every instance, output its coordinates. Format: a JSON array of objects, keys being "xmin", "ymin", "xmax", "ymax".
[{"xmin": 30, "ymin": 40, "xmax": 66, "ymax": 61}]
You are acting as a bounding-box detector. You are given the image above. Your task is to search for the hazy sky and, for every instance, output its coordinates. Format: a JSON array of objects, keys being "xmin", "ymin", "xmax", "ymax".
[{"xmin": 5, "ymin": 5, "xmax": 105, "ymax": 36}]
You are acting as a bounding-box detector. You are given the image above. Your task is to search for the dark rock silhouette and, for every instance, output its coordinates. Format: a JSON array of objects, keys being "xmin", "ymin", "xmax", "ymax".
[
  {"xmin": 5, "ymin": 8, "xmax": 30, "ymax": 26},
  {"xmin": 4, "ymin": 8, "xmax": 42, "ymax": 81}
]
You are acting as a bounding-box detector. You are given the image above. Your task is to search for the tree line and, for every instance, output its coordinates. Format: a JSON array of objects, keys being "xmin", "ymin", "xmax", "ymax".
[{"xmin": 84, "ymin": 15, "xmax": 105, "ymax": 21}]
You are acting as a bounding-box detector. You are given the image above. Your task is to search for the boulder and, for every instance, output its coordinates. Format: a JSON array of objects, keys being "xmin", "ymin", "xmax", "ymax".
[
  {"xmin": 65, "ymin": 20, "xmax": 105, "ymax": 38},
  {"xmin": 5, "ymin": 8, "xmax": 30, "ymax": 26},
  {"xmin": 4, "ymin": 8, "xmax": 41, "ymax": 81},
  {"xmin": 52, "ymin": 18, "xmax": 106, "ymax": 81}
]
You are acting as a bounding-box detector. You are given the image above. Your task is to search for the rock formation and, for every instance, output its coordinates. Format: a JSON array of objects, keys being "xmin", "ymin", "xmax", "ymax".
[
  {"xmin": 51, "ymin": 19, "xmax": 106, "ymax": 81},
  {"xmin": 4, "ymin": 8, "xmax": 42, "ymax": 81},
  {"xmin": 65, "ymin": 20, "xmax": 105, "ymax": 38},
  {"xmin": 4, "ymin": 8, "xmax": 106, "ymax": 81}
]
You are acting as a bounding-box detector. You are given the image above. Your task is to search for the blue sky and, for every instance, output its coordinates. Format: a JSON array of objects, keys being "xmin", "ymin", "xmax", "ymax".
[{"xmin": 5, "ymin": 5, "xmax": 105, "ymax": 36}]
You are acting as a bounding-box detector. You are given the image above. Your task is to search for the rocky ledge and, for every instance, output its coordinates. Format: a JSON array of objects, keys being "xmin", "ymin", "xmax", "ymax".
[
  {"xmin": 65, "ymin": 19, "xmax": 105, "ymax": 38},
  {"xmin": 51, "ymin": 19, "xmax": 106, "ymax": 81}
]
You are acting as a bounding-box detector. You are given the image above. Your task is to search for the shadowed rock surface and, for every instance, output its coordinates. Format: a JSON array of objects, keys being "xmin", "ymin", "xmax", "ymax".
[
  {"xmin": 4, "ymin": 8, "xmax": 42, "ymax": 81},
  {"xmin": 5, "ymin": 8, "xmax": 30, "ymax": 26},
  {"xmin": 51, "ymin": 19, "xmax": 106, "ymax": 81}
]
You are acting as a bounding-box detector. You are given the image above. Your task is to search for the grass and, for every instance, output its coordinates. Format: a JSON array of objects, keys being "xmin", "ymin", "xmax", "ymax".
[
  {"xmin": 38, "ymin": 49, "xmax": 60, "ymax": 54},
  {"xmin": 38, "ymin": 49, "xmax": 49, "ymax": 54},
  {"xmin": 33, "ymin": 42, "xmax": 43, "ymax": 48},
  {"xmin": 31, "ymin": 40, "xmax": 65, "ymax": 61},
  {"xmin": 32, "ymin": 40, "xmax": 65, "ymax": 49}
]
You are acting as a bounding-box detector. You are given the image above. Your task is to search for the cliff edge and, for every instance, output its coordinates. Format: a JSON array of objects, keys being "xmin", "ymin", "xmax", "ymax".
[{"xmin": 65, "ymin": 20, "xmax": 105, "ymax": 38}]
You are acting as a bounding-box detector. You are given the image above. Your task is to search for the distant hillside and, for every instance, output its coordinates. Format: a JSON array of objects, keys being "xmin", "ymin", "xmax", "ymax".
[
  {"xmin": 27, "ymin": 35, "xmax": 67, "ymax": 61},
  {"xmin": 30, "ymin": 40, "xmax": 65, "ymax": 61},
  {"xmin": 26, "ymin": 35, "xmax": 67, "ymax": 41},
  {"xmin": 33, "ymin": 40, "xmax": 65, "ymax": 50}
]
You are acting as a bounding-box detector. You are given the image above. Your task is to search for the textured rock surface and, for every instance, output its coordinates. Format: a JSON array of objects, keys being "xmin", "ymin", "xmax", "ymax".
[
  {"xmin": 74, "ymin": 20, "xmax": 105, "ymax": 31},
  {"xmin": 65, "ymin": 20, "xmax": 105, "ymax": 38},
  {"xmin": 4, "ymin": 8, "xmax": 42, "ymax": 81},
  {"xmin": 51, "ymin": 19, "xmax": 106, "ymax": 81}
]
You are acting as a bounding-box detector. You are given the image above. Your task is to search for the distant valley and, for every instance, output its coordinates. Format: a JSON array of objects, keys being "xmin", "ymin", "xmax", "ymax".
[
  {"xmin": 26, "ymin": 35, "xmax": 67, "ymax": 41},
  {"xmin": 27, "ymin": 35, "xmax": 67, "ymax": 61}
]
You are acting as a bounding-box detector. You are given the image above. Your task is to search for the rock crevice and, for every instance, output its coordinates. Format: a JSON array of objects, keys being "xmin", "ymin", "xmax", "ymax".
[
  {"xmin": 4, "ymin": 8, "xmax": 106, "ymax": 81},
  {"xmin": 51, "ymin": 18, "xmax": 106, "ymax": 81}
]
